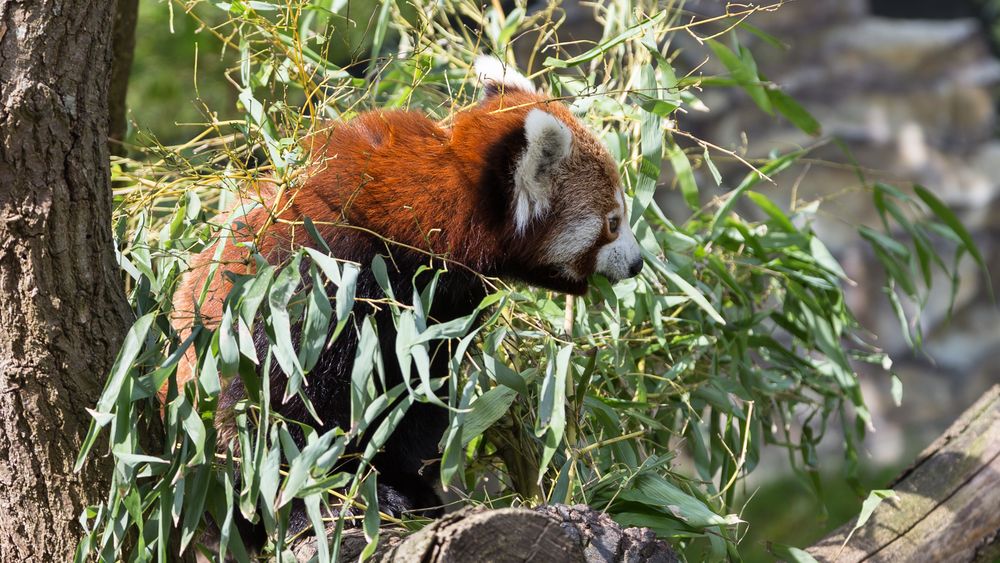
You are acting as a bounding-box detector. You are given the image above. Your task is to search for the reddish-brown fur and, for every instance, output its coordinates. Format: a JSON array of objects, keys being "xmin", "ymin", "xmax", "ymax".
[{"xmin": 165, "ymin": 88, "xmax": 621, "ymax": 401}]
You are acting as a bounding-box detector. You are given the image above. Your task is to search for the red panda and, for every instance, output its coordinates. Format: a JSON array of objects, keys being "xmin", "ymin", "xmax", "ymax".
[{"xmin": 166, "ymin": 56, "xmax": 643, "ymax": 524}]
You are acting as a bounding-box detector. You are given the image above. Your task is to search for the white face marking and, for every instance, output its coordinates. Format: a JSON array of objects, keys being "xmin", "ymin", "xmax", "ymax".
[
  {"xmin": 543, "ymin": 216, "xmax": 603, "ymax": 277},
  {"xmin": 595, "ymin": 191, "xmax": 642, "ymax": 283},
  {"xmin": 542, "ymin": 190, "xmax": 643, "ymax": 283},
  {"xmin": 513, "ymin": 110, "xmax": 573, "ymax": 233}
]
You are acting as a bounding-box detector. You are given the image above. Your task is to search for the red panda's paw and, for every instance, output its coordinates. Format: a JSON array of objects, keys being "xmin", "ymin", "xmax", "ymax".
[{"xmin": 376, "ymin": 477, "xmax": 445, "ymax": 520}]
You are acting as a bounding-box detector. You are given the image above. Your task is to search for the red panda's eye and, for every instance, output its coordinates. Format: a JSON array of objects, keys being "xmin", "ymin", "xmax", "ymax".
[{"xmin": 608, "ymin": 217, "xmax": 620, "ymax": 234}]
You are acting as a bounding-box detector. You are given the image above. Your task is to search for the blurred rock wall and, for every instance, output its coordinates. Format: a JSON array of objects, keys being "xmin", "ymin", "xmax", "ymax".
[
  {"xmin": 535, "ymin": 0, "xmax": 1000, "ymax": 462},
  {"xmin": 677, "ymin": 0, "xmax": 1000, "ymax": 459}
]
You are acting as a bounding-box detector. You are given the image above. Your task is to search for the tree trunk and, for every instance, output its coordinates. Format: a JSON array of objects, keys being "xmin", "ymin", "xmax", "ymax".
[
  {"xmin": 0, "ymin": 1, "xmax": 131, "ymax": 559},
  {"xmin": 109, "ymin": 0, "xmax": 138, "ymax": 155},
  {"xmin": 291, "ymin": 505, "xmax": 680, "ymax": 562}
]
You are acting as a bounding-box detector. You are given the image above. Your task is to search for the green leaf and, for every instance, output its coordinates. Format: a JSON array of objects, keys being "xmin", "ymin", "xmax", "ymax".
[
  {"xmin": 645, "ymin": 252, "xmax": 725, "ymax": 325},
  {"xmin": 371, "ymin": 255, "xmax": 398, "ymax": 316},
  {"xmin": 414, "ymin": 292, "xmax": 503, "ymax": 344},
  {"xmin": 179, "ymin": 464, "xmax": 212, "ymax": 553},
  {"xmin": 304, "ymin": 493, "xmax": 330, "ymax": 563},
  {"xmin": 702, "ymin": 146, "xmax": 722, "ymax": 186},
  {"xmin": 537, "ymin": 344, "xmax": 573, "ymax": 471},
  {"xmin": 304, "ymin": 247, "xmax": 342, "ymax": 286},
  {"xmin": 769, "ymin": 544, "xmax": 818, "ymax": 563},
  {"xmin": 351, "ymin": 316, "xmax": 380, "ymax": 428},
  {"xmin": 913, "ymin": 185, "xmax": 987, "ymax": 271},
  {"xmin": 842, "ymin": 489, "xmax": 898, "ymax": 549},
  {"xmin": 710, "ymin": 149, "xmax": 805, "ymax": 233},
  {"xmin": 258, "ymin": 431, "xmax": 282, "ymax": 534},
  {"xmin": 496, "ymin": 8, "xmax": 525, "ymax": 47},
  {"xmin": 96, "ymin": 313, "xmax": 156, "ymax": 415},
  {"xmin": 544, "ymin": 11, "xmax": 666, "ymax": 68},
  {"xmin": 277, "ymin": 430, "xmax": 342, "ymax": 507},
  {"xmin": 267, "ymin": 255, "xmax": 305, "ymax": 402},
  {"xmin": 632, "ymin": 66, "xmax": 664, "ymax": 220},
  {"xmin": 706, "ymin": 38, "xmax": 772, "ymax": 114},
  {"xmin": 737, "ymin": 20, "xmax": 787, "ymax": 49},
  {"xmin": 75, "ymin": 313, "xmax": 156, "ymax": 472},
  {"xmin": 238, "ymin": 85, "xmax": 283, "ymax": 170},
  {"xmin": 303, "ymin": 217, "xmax": 331, "ymax": 254},
  {"xmin": 239, "ymin": 265, "xmax": 275, "ymax": 326},
  {"xmin": 632, "ymin": 93, "xmax": 678, "ymax": 117},
  {"xmin": 767, "ymin": 87, "xmax": 821, "ymax": 136},
  {"xmin": 667, "ymin": 143, "xmax": 698, "ymax": 209},
  {"xmin": 360, "ymin": 475, "xmax": 381, "ymax": 560},
  {"xmin": 218, "ymin": 306, "xmax": 240, "ymax": 377},
  {"xmin": 176, "ymin": 394, "xmax": 207, "ymax": 465},
  {"xmin": 622, "ymin": 473, "xmax": 739, "ymax": 528},
  {"xmin": 369, "ymin": 0, "xmax": 394, "ymax": 63},
  {"xmin": 299, "ymin": 264, "xmax": 333, "ymax": 373},
  {"xmin": 362, "ymin": 392, "xmax": 414, "ymax": 461},
  {"xmin": 461, "ymin": 386, "xmax": 517, "ymax": 446},
  {"xmin": 334, "ymin": 262, "xmax": 359, "ymax": 341},
  {"xmin": 439, "ymin": 369, "xmax": 479, "ymax": 488},
  {"xmin": 746, "ymin": 191, "xmax": 796, "ymax": 233},
  {"xmin": 809, "ymin": 237, "xmax": 849, "ymax": 280},
  {"xmin": 482, "ymin": 336, "xmax": 527, "ymax": 394},
  {"xmin": 236, "ymin": 316, "xmax": 257, "ymax": 367}
]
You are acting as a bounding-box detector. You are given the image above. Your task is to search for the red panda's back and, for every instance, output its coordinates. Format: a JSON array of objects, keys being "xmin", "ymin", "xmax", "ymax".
[
  {"xmin": 165, "ymin": 110, "xmax": 477, "ymax": 399},
  {"xmin": 282, "ymin": 111, "xmax": 479, "ymax": 253}
]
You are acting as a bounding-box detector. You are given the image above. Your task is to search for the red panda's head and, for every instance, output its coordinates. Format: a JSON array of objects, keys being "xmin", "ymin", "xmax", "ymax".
[{"xmin": 466, "ymin": 56, "xmax": 643, "ymax": 295}]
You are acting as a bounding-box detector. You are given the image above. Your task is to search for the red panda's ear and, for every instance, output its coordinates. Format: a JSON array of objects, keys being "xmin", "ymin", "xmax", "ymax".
[
  {"xmin": 512, "ymin": 109, "xmax": 573, "ymax": 233},
  {"xmin": 474, "ymin": 56, "xmax": 536, "ymax": 97}
]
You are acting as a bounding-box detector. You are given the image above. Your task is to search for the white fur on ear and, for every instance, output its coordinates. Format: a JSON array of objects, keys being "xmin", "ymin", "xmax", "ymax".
[
  {"xmin": 474, "ymin": 56, "xmax": 536, "ymax": 95},
  {"xmin": 512, "ymin": 109, "xmax": 573, "ymax": 233}
]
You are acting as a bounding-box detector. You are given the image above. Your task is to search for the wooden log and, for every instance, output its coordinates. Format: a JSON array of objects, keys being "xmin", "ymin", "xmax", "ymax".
[
  {"xmin": 292, "ymin": 504, "xmax": 679, "ymax": 562},
  {"xmin": 290, "ymin": 386, "xmax": 1000, "ymax": 562},
  {"xmin": 808, "ymin": 384, "xmax": 1000, "ymax": 562}
]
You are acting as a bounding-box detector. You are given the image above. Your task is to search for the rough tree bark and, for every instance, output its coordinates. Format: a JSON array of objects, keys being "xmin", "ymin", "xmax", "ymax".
[
  {"xmin": 808, "ymin": 384, "xmax": 1000, "ymax": 562},
  {"xmin": 109, "ymin": 0, "xmax": 138, "ymax": 154},
  {"xmin": 292, "ymin": 505, "xmax": 680, "ymax": 563},
  {"xmin": 0, "ymin": 0, "xmax": 132, "ymax": 559}
]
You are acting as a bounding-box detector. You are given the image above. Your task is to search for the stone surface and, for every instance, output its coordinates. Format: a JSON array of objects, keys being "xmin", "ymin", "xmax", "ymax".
[{"xmin": 674, "ymin": 2, "xmax": 1000, "ymax": 461}]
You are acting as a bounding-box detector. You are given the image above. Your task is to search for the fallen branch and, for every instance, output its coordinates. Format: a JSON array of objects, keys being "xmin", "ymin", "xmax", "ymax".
[{"xmin": 808, "ymin": 384, "xmax": 1000, "ymax": 562}]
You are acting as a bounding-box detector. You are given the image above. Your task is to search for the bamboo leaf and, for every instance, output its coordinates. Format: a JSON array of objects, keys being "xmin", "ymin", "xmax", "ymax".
[
  {"xmin": 706, "ymin": 38, "xmax": 772, "ymax": 114},
  {"xmin": 710, "ymin": 149, "xmax": 805, "ymax": 233},
  {"xmin": 461, "ymin": 386, "xmax": 517, "ymax": 446},
  {"xmin": 767, "ymin": 87, "xmax": 821, "ymax": 136},
  {"xmin": 268, "ymin": 255, "xmax": 305, "ymax": 402},
  {"xmin": 667, "ymin": 142, "xmax": 699, "ymax": 209},
  {"xmin": 914, "ymin": 185, "xmax": 987, "ymax": 270},
  {"xmin": 544, "ymin": 11, "xmax": 666, "ymax": 68}
]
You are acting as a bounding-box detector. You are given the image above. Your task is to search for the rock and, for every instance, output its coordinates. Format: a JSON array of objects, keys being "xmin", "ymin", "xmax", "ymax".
[
  {"xmin": 669, "ymin": 0, "xmax": 1000, "ymax": 491},
  {"xmin": 822, "ymin": 18, "xmax": 982, "ymax": 76},
  {"xmin": 685, "ymin": 0, "xmax": 867, "ymax": 32}
]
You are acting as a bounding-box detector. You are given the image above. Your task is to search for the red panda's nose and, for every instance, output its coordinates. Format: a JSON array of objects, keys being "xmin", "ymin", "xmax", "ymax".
[{"xmin": 628, "ymin": 258, "xmax": 643, "ymax": 277}]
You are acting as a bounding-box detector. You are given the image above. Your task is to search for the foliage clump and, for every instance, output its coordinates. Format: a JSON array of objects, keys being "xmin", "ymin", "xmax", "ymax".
[{"xmin": 77, "ymin": 1, "xmax": 980, "ymax": 560}]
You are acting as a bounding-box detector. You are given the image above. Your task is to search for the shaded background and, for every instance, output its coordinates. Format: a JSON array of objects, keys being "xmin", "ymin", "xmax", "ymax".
[
  {"xmin": 124, "ymin": 0, "xmax": 1000, "ymax": 559},
  {"xmin": 674, "ymin": 2, "xmax": 1000, "ymax": 557}
]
